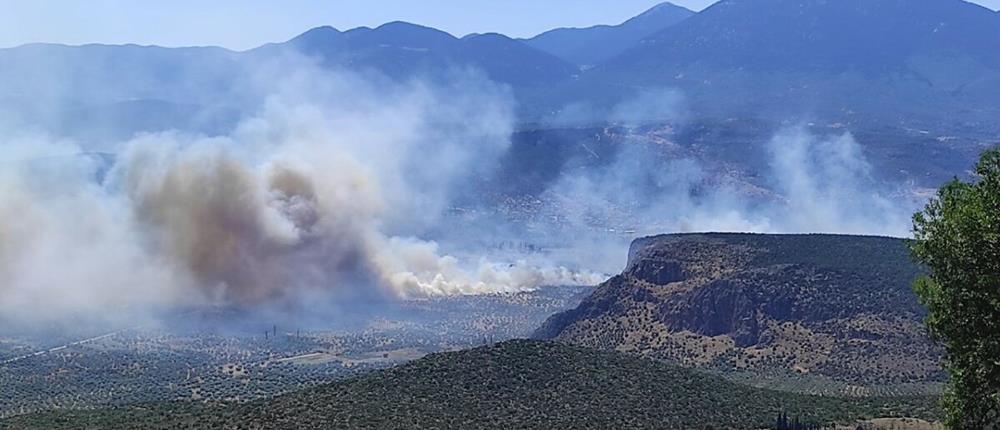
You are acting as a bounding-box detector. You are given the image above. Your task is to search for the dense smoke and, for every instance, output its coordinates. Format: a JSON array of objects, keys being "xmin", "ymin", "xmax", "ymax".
[
  {"xmin": 0, "ymin": 65, "xmax": 604, "ymax": 321},
  {"xmin": 0, "ymin": 53, "xmax": 923, "ymax": 323}
]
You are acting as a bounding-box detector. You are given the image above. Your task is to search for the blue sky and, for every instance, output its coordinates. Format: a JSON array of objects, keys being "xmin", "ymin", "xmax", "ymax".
[{"xmin": 1, "ymin": 0, "xmax": 998, "ymax": 50}]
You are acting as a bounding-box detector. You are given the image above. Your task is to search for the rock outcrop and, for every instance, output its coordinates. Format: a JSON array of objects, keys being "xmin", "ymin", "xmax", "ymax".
[{"xmin": 535, "ymin": 233, "xmax": 944, "ymax": 395}]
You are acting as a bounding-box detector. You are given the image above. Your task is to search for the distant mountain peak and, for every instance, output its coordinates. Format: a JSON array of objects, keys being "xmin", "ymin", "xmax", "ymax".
[
  {"xmin": 632, "ymin": 1, "xmax": 695, "ymax": 20},
  {"xmin": 464, "ymin": 32, "xmax": 518, "ymax": 43},
  {"xmin": 287, "ymin": 25, "xmax": 342, "ymax": 43},
  {"xmin": 523, "ymin": 1, "xmax": 694, "ymax": 66},
  {"xmin": 250, "ymin": 18, "xmax": 574, "ymax": 88},
  {"xmin": 626, "ymin": 0, "xmax": 1000, "ymax": 68},
  {"xmin": 621, "ymin": 1, "xmax": 695, "ymax": 34},
  {"xmin": 375, "ymin": 21, "xmax": 457, "ymax": 38},
  {"xmin": 303, "ymin": 25, "xmax": 340, "ymax": 34}
]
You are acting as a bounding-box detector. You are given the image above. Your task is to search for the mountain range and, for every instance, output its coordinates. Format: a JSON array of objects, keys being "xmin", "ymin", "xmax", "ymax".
[
  {"xmin": 2, "ymin": 0, "xmax": 999, "ymax": 140},
  {"xmin": 568, "ymin": 0, "xmax": 1000, "ymax": 124},
  {"xmin": 266, "ymin": 21, "xmax": 576, "ymax": 88}
]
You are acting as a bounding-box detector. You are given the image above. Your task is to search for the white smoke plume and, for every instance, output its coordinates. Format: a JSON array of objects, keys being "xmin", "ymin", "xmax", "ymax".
[
  {"xmin": 0, "ymin": 55, "xmax": 924, "ymax": 323},
  {"xmin": 0, "ymin": 65, "xmax": 605, "ymax": 321},
  {"xmin": 763, "ymin": 127, "xmax": 914, "ymax": 235},
  {"xmin": 533, "ymin": 83, "xmax": 921, "ymax": 240},
  {"xmin": 541, "ymin": 122, "xmax": 917, "ymax": 238}
]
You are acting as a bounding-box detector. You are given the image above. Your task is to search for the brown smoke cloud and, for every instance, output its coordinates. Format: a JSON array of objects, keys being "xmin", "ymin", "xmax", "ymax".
[
  {"xmin": 0, "ymin": 68, "xmax": 605, "ymax": 321},
  {"xmin": 123, "ymin": 149, "xmax": 372, "ymax": 303}
]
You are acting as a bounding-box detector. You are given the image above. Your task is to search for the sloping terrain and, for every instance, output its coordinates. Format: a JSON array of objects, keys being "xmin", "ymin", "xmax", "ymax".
[
  {"xmin": 568, "ymin": 0, "xmax": 1000, "ymax": 126},
  {"xmin": 1, "ymin": 0, "xmax": 996, "ymax": 185},
  {"xmin": 0, "ymin": 22, "xmax": 575, "ymax": 141},
  {"xmin": 4, "ymin": 0, "xmax": 1000, "ymax": 134},
  {"xmin": 1, "ymin": 340, "xmax": 941, "ymax": 430},
  {"xmin": 268, "ymin": 22, "xmax": 576, "ymax": 88},
  {"xmin": 523, "ymin": 2, "xmax": 694, "ymax": 66},
  {"xmin": 0, "ymin": 286, "xmax": 591, "ymax": 419},
  {"xmin": 536, "ymin": 234, "xmax": 944, "ymax": 395}
]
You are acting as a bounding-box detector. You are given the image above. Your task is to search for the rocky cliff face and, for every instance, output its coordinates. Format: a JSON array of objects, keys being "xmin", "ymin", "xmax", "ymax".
[{"xmin": 536, "ymin": 233, "xmax": 944, "ymax": 395}]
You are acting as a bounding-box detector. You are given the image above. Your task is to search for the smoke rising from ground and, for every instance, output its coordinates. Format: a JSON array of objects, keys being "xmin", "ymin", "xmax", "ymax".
[
  {"xmin": 0, "ymin": 54, "xmax": 924, "ymax": 324},
  {"xmin": 541, "ymin": 126, "xmax": 916, "ymax": 239},
  {"xmin": 0, "ymin": 64, "xmax": 605, "ymax": 321},
  {"xmin": 538, "ymin": 87, "xmax": 918, "ymax": 240}
]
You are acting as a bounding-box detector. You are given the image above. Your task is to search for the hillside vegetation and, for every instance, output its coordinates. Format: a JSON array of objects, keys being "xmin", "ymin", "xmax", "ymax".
[
  {"xmin": 536, "ymin": 233, "xmax": 944, "ymax": 395},
  {"xmin": 1, "ymin": 340, "xmax": 940, "ymax": 430},
  {"xmin": 0, "ymin": 286, "xmax": 590, "ymax": 419}
]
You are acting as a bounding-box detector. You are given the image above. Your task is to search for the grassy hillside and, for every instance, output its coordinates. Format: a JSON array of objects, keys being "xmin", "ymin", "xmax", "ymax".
[{"xmin": 2, "ymin": 340, "xmax": 940, "ymax": 429}]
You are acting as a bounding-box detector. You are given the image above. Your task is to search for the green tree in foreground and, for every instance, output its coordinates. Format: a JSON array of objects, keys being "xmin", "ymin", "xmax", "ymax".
[{"xmin": 911, "ymin": 148, "xmax": 1000, "ymax": 429}]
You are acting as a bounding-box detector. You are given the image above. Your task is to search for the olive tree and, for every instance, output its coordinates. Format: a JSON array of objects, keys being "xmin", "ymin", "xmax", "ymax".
[{"xmin": 911, "ymin": 149, "xmax": 1000, "ymax": 428}]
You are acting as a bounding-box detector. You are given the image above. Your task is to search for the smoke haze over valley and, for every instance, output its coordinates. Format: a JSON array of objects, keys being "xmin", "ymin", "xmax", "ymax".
[
  {"xmin": 0, "ymin": 61, "xmax": 606, "ymax": 322},
  {"xmin": 0, "ymin": 52, "xmax": 926, "ymax": 324},
  {"xmin": 1, "ymin": 2, "xmax": 998, "ymax": 427}
]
